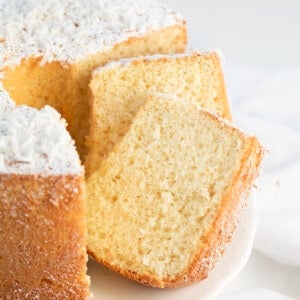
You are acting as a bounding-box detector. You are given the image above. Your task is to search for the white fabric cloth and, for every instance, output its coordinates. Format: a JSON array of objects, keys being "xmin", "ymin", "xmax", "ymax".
[
  {"xmin": 222, "ymin": 289, "xmax": 297, "ymax": 300},
  {"xmin": 217, "ymin": 67, "xmax": 300, "ymax": 299}
]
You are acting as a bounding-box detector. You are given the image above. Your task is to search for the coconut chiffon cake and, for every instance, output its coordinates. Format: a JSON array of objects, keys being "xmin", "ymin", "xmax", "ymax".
[
  {"xmin": 0, "ymin": 0, "xmax": 186, "ymax": 159},
  {"xmin": 0, "ymin": 0, "xmax": 265, "ymax": 296},
  {"xmin": 86, "ymin": 51, "xmax": 231, "ymax": 175},
  {"xmin": 0, "ymin": 92, "xmax": 89, "ymax": 298},
  {"xmin": 87, "ymin": 93, "xmax": 264, "ymax": 288}
]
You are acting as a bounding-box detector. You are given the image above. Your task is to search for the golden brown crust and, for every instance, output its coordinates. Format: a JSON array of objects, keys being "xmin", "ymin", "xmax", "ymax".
[
  {"xmin": 88, "ymin": 122, "xmax": 264, "ymax": 289},
  {"xmin": 0, "ymin": 174, "xmax": 89, "ymax": 299},
  {"xmin": 207, "ymin": 51, "xmax": 232, "ymax": 121}
]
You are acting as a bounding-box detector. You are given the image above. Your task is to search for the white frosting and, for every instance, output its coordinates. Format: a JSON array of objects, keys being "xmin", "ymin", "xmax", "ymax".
[
  {"xmin": 0, "ymin": 93, "xmax": 82, "ymax": 175},
  {"xmin": 94, "ymin": 50, "xmax": 225, "ymax": 73},
  {"xmin": 0, "ymin": 0, "xmax": 183, "ymax": 87}
]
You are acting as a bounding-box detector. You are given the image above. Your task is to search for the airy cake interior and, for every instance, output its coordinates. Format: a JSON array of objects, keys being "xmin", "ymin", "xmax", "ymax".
[
  {"xmin": 86, "ymin": 52, "xmax": 230, "ymax": 175},
  {"xmin": 87, "ymin": 93, "xmax": 247, "ymax": 283}
]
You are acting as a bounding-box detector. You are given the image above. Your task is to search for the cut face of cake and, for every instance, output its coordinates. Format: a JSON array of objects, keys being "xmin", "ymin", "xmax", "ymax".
[
  {"xmin": 86, "ymin": 51, "xmax": 230, "ymax": 175},
  {"xmin": 0, "ymin": 0, "xmax": 186, "ymax": 159},
  {"xmin": 86, "ymin": 93, "xmax": 264, "ymax": 288},
  {"xmin": 0, "ymin": 93, "xmax": 89, "ymax": 298}
]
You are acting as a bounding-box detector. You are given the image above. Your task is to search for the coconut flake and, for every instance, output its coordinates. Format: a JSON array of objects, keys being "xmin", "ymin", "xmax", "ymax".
[{"xmin": 0, "ymin": 94, "xmax": 82, "ymax": 175}]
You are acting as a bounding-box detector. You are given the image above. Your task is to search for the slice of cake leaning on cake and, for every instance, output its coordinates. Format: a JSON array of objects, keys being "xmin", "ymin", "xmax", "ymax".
[
  {"xmin": 87, "ymin": 93, "xmax": 264, "ymax": 288},
  {"xmin": 86, "ymin": 51, "xmax": 231, "ymax": 175},
  {"xmin": 0, "ymin": 0, "xmax": 187, "ymax": 159},
  {"xmin": 0, "ymin": 93, "xmax": 89, "ymax": 298}
]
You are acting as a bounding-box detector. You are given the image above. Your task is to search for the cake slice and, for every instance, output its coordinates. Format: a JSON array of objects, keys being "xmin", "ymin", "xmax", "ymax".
[
  {"xmin": 86, "ymin": 93, "xmax": 264, "ymax": 288},
  {"xmin": 86, "ymin": 51, "xmax": 230, "ymax": 175},
  {"xmin": 0, "ymin": 93, "xmax": 89, "ymax": 298}
]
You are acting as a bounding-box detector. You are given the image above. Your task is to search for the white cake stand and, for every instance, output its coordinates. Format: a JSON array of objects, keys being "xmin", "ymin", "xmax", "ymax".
[{"xmin": 88, "ymin": 196, "xmax": 256, "ymax": 300}]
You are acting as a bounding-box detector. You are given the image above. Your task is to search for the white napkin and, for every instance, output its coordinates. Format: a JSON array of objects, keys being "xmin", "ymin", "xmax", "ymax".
[
  {"xmin": 222, "ymin": 289, "xmax": 297, "ymax": 300},
  {"xmin": 218, "ymin": 66, "xmax": 300, "ymax": 299}
]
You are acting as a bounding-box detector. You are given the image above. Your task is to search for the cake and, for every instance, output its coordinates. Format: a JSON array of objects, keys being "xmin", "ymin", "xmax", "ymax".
[
  {"xmin": 0, "ymin": 0, "xmax": 186, "ymax": 160},
  {"xmin": 86, "ymin": 51, "xmax": 231, "ymax": 175},
  {"xmin": 86, "ymin": 93, "xmax": 264, "ymax": 288},
  {"xmin": 0, "ymin": 0, "xmax": 264, "ymax": 293},
  {"xmin": 0, "ymin": 93, "xmax": 89, "ymax": 298}
]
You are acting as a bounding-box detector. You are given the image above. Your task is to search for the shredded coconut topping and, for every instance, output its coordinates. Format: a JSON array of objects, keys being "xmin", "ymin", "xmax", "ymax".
[
  {"xmin": 0, "ymin": 0, "xmax": 182, "ymax": 86},
  {"xmin": 0, "ymin": 93, "xmax": 82, "ymax": 175}
]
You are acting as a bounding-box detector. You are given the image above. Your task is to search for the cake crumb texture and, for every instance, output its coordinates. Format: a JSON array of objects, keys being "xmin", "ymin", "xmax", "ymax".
[
  {"xmin": 87, "ymin": 93, "xmax": 264, "ymax": 288},
  {"xmin": 86, "ymin": 51, "xmax": 230, "ymax": 175}
]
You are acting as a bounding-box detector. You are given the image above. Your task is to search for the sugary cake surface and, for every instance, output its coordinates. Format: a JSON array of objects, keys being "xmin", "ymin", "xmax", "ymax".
[
  {"xmin": 0, "ymin": 93, "xmax": 82, "ymax": 175},
  {"xmin": 0, "ymin": 0, "xmax": 183, "ymax": 86}
]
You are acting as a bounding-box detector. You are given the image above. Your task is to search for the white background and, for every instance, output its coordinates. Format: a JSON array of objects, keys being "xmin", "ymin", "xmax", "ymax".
[{"xmin": 165, "ymin": 0, "xmax": 300, "ymax": 68}]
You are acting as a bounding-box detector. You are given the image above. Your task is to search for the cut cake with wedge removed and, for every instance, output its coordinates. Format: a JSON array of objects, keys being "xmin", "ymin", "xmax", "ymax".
[
  {"xmin": 0, "ymin": 93, "xmax": 89, "ymax": 298},
  {"xmin": 86, "ymin": 93, "xmax": 264, "ymax": 288},
  {"xmin": 86, "ymin": 51, "xmax": 230, "ymax": 175}
]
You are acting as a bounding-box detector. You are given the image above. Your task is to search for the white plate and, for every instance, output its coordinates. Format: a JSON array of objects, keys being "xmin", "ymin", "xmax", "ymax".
[{"xmin": 88, "ymin": 197, "xmax": 256, "ymax": 300}]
